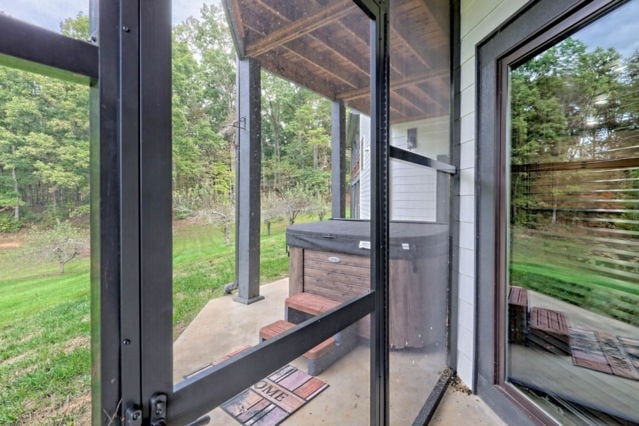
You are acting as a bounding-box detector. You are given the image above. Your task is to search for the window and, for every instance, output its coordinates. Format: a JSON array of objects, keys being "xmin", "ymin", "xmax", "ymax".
[
  {"xmin": 478, "ymin": 1, "xmax": 639, "ymax": 423},
  {"xmin": 505, "ymin": 2, "xmax": 639, "ymax": 422}
]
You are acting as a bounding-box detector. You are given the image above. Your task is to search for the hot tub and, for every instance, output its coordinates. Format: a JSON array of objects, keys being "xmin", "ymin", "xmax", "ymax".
[{"xmin": 286, "ymin": 220, "xmax": 449, "ymax": 349}]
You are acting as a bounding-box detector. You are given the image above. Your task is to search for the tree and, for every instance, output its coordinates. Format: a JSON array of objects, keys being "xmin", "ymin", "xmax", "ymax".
[
  {"xmin": 509, "ymin": 37, "xmax": 629, "ymax": 227},
  {"xmin": 0, "ymin": 14, "xmax": 90, "ymax": 227},
  {"xmin": 262, "ymin": 192, "xmax": 283, "ymax": 236},
  {"xmin": 281, "ymin": 186, "xmax": 313, "ymax": 225},
  {"xmin": 31, "ymin": 221, "xmax": 88, "ymax": 274}
]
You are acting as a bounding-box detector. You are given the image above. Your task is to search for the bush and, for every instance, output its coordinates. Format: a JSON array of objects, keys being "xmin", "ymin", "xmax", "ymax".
[{"xmin": 0, "ymin": 214, "xmax": 22, "ymax": 233}]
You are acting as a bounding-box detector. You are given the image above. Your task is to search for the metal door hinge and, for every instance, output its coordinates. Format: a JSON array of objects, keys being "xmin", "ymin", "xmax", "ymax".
[{"xmin": 150, "ymin": 393, "xmax": 168, "ymax": 426}]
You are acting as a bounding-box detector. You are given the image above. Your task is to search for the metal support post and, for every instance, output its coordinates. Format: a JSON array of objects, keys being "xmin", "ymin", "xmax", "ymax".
[{"xmin": 234, "ymin": 58, "xmax": 263, "ymax": 304}]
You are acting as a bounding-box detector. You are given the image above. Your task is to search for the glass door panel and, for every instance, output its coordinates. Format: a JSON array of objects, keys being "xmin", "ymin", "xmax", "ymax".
[
  {"xmin": 388, "ymin": 0, "xmax": 452, "ymax": 423},
  {"xmin": 506, "ymin": 2, "xmax": 639, "ymax": 423},
  {"xmin": 0, "ymin": 62, "xmax": 92, "ymax": 423},
  {"xmin": 169, "ymin": 1, "xmax": 375, "ymax": 423}
]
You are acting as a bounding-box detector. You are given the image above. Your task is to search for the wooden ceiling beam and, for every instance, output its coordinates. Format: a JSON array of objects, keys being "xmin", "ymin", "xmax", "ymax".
[
  {"xmin": 394, "ymin": 86, "xmax": 437, "ymax": 113},
  {"xmin": 348, "ymin": 97, "xmax": 408, "ymax": 120},
  {"xmin": 221, "ymin": 0, "xmax": 245, "ymax": 57},
  {"xmin": 417, "ymin": 78, "xmax": 449, "ymax": 108},
  {"xmin": 338, "ymin": 69, "xmax": 447, "ymax": 101},
  {"xmin": 246, "ymin": 0, "xmax": 356, "ymax": 58},
  {"xmin": 390, "ymin": 25, "xmax": 431, "ymax": 70},
  {"xmin": 243, "ymin": 21, "xmax": 362, "ymax": 90},
  {"xmin": 334, "ymin": 18, "xmax": 406, "ymax": 80},
  {"xmin": 258, "ymin": 48, "xmax": 339, "ymax": 99},
  {"xmin": 390, "ymin": 91, "xmax": 427, "ymax": 117},
  {"xmin": 390, "ymin": 108, "xmax": 447, "ymax": 125},
  {"xmin": 405, "ymin": 84, "xmax": 445, "ymax": 111}
]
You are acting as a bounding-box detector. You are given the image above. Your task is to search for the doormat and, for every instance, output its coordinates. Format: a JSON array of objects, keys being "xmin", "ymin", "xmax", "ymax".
[
  {"xmin": 222, "ymin": 364, "xmax": 329, "ymax": 425},
  {"xmin": 570, "ymin": 328, "xmax": 639, "ymax": 380}
]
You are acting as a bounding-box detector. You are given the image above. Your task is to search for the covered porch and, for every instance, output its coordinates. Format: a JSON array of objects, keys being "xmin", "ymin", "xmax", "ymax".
[{"xmin": 173, "ymin": 278, "xmax": 501, "ymax": 425}]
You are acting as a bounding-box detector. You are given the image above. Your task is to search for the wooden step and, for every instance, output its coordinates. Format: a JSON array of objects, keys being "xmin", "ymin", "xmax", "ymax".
[
  {"xmin": 285, "ymin": 292, "xmax": 341, "ymax": 316},
  {"xmin": 259, "ymin": 320, "xmax": 336, "ymax": 359},
  {"xmin": 259, "ymin": 319, "xmax": 357, "ymax": 375},
  {"xmin": 259, "ymin": 319, "xmax": 295, "ymax": 340},
  {"xmin": 285, "ymin": 292, "xmax": 341, "ymax": 324}
]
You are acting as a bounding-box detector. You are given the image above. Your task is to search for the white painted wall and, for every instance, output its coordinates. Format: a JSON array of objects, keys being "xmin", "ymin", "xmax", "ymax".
[
  {"xmin": 457, "ymin": 0, "xmax": 528, "ymax": 390},
  {"xmin": 359, "ymin": 115, "xmax": 449, "ymax": 222}
]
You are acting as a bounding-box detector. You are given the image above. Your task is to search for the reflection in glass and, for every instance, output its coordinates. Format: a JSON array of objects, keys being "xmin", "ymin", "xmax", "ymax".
[
  {"xmin": 0, "ymin": 63, "xmax": 91, "ymax": 423},
  {"xmin": 507, "ymin": 2, "xmax": 639, "ymax": 423}
]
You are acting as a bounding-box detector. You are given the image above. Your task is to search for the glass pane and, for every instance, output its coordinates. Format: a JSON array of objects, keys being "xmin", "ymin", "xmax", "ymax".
[
  {"xmin": 507, "ymin": 2, "xmax": 639, "ymax": 423},
  {"xmin": 0, "ymin": 65, "xmax": 91, "ymax": 422},
  {"xmin": 0, "ymin": 1, "xmax": 90, "ymax": 41},
  {"xmin": 171, "ymin": 1, "xmax": 372, "ymax": 423},
  {"xmin": 388, "ymin": 0, "xmax": 451, "ymax": 422}
]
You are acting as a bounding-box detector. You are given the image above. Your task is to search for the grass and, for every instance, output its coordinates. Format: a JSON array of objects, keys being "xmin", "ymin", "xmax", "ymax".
[
  {"xmin": 0, "ymin": 216, "xmax": 304, "ymax": 424},
  {"xmin": 510, "ymin": 228, "xmax": 639, "ymax": 326}
]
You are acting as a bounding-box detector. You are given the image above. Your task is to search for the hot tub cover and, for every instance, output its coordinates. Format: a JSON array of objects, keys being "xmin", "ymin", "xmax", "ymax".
[{"xmin": 286, "ymin": 220, "xmax": 448, "ymax": 260}]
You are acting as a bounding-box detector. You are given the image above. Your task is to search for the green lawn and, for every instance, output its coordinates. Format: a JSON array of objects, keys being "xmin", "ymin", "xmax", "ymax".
[
  {"xmin": 510, "ymin": 228, "xmax": 639, "ymax": 326},
  {"xmin": 0, "ymin": 217, "xmax": 299, "ymax": 424}
]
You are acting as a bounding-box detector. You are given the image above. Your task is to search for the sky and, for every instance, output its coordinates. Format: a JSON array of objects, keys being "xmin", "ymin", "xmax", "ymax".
[
  {"xmin": 574, "ymin": 0, "xmax": 639, "ymax": 59},
  {"xmin": 0, "ymin": 0, "xmax": 216, "ymax": 33}
]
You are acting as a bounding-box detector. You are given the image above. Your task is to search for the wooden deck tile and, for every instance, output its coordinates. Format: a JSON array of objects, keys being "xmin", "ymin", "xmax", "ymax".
[{"xmin": 529, "ymin": 307, "xmax": 569, "ymax": 354}]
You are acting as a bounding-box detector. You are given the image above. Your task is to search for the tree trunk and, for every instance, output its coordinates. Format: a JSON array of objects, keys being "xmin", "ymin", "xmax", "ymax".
[
  {"xmin": 266, "ymin": 220, "xmax": 271, "ymax": 236},
  {"xmin": 224, "ymin": 221, "xmax": 231, "ymax": 246},
  {"xmin": 11, "ymin": 145, "xmax": 20, "ymax": 220},
  {"xmin": 268, "ymin": 100, "xmax": 281, "ymax": 190},
  {"xmin": 52, "ymin": 188, "xmax": 58, "ymax": 218}
]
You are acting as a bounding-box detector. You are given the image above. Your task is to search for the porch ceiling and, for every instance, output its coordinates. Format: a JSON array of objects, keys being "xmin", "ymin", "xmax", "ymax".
[{"xmin": 222, "ymin": 0, "xmax": 449, "ymax": 124}]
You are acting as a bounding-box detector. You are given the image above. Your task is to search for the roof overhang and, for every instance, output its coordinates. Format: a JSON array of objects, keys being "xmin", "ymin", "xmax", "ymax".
[{"xmin": 222, "ymin": 0, "xmax": 449, "ymax": 124}]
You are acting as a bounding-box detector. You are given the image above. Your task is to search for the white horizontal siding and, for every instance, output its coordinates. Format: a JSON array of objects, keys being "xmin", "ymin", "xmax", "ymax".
[{"xmin": 457, "ymin": 0, "xmax": 528, "ymax": 391}]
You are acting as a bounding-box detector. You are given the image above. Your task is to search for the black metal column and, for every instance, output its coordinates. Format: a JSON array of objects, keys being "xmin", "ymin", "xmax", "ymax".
[
  {"xmin": 139, "ymin": 0, "xmax": 173, "ymax": 418},
  {"xmin": 331, "ymin": 101, "xmax": 346, "ymax": 218},
  {"xmin": 90, "ymin": 0, "xmax": 121, "ymax": 422},
  {"xmin": 118, "ymin": 0, "xmax": 142, "ymax": 420},
  {"xmin": 234, "ymin": 58, "xmax": 263, "ymax": 304},
  {"xmin": 368, "ymin": 2, "xmax": 390, "ymax": 425}
]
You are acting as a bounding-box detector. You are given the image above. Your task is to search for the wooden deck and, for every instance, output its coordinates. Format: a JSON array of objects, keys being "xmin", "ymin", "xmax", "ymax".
[{"xmin": 509, "ymin": 291, "xmax": 639, "ymax": 423}]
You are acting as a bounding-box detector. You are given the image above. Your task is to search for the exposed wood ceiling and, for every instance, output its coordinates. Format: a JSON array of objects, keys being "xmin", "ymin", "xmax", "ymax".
[{"xmin": 223, "ymin": 0, "xmax": 449, "ymax": 124}]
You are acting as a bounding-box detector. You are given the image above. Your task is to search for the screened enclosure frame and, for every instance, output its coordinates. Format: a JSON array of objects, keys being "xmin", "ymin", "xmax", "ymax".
[
  {"xmin": 0, "ymin": 0, "xmax": 459, "ymax": 424},
  {"xmin": 476, "ymin": 0, "xmax": 629, "ymax": 423},
  {"xmin": 108, "ymin": 0, "xmax": 393, "ymax": 424}
]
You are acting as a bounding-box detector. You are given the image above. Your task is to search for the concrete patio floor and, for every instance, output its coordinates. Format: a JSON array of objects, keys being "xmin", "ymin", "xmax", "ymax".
[{"xmin": 173, "ymin": 278, "xmax": 503, "ymax": 425}]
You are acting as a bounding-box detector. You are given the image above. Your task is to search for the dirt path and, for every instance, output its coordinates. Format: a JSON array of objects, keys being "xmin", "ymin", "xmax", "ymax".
[{"xmin": 0, "ymin": 241, "xmax": 22, "ymax": 249}]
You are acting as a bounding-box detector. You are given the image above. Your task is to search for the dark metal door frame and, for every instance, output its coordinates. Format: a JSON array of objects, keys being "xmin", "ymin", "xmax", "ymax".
[
  {"xmin": 475, "ymin": 0, "xmax": 624, "ymax": 423},
  {"xmin": 0, "ymin": 0, "xmax": 457, "ymax": 423},
  {"xmin": 128, "ymin": 1, "xmax": 392, "ymax": 424}
]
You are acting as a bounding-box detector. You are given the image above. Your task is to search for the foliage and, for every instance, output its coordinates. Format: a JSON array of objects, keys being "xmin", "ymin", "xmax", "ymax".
[
  {"xmin": 262, "ymin": 192, "xmax": 284, "ymax": 236},
  {"xmin": 280, "ymin": 186, "xmax": 314, "ymax": 224},
  {"xmin": 311, "ymin": 194, "xmax": 330, "ymax": 221},
  {"xmin": 0, "ymin": 16, "xmax": 90, "ymax": 225},
  {"xmin": 0, "ymin": 213, "xmax": 21, "ymax": 232},
  {"xmin": 510, "ymin": 38, "xmax": 638, "ymax": 227}
]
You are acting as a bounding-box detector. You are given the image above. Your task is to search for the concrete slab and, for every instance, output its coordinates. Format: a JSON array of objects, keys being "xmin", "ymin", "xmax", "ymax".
[
  {"xmin": 430, "ymin": 388, "xmax": 506, "ymax": 426},
  {"xmin": 173, "ymin": 278, "xmax": 502, "ymax": 425}
]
